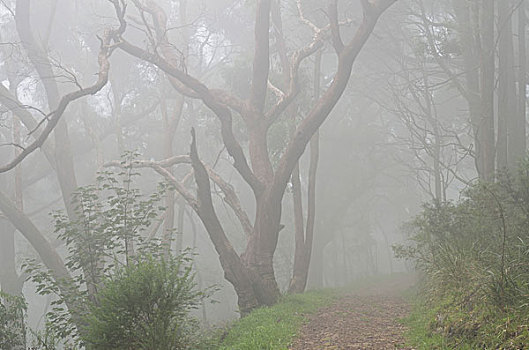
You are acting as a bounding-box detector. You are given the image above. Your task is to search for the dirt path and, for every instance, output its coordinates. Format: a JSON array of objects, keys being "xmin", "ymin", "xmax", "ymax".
[{"xmin": 290, "ymin": 275, "xmax": 415, "ymax": 350}]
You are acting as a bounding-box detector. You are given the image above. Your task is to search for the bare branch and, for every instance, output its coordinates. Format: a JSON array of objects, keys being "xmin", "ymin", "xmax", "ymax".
[
  {"xmin": 268, "ymin": 80, "xmax": 285, "ymax": 99},
  {"xmin": 114, "ymin": 38, "xmax": 264, "ymax": 194},
  {"xmin": 0, "ymin": 30, "xmax": 115, "ymax": 173},
  {"xmin": 206, "ymin": 166, "xmax": 254, "ymax": 238},
  {"xmin": 296, "ymin": 0, "xmax": 321, "ymax": 33},
  {"xmin": 272, "ymin": 0, "xmax": 396, "ymax": 197},
  {"xmin": 266, "ymin": 39, "xmax": 324, "ymax": 123},
  {"xmin": 104, "ymin": 158, "xmax": 198, "ymax": 208}
]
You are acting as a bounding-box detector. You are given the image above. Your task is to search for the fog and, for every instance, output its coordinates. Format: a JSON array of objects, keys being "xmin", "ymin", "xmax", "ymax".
[{"xmin": 0, "ymin": 0, "xmax": 525, "ymax": 348}]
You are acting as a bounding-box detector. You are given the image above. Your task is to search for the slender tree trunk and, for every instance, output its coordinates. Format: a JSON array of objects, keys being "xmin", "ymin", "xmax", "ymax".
[
  {"xmin": 288, "ymin": 51, "xmax": 321, "ymax": 294},
  {"xmin": 421, "ymin": 63, "xmax": 443, "ymax": 200},
  {"xmin": 176, "ymin": 198, "xmax": 185, "ymax": 252},
  {"xmin": 186, "ymin": 208, "xmax": 208, "ymax": 325},
  {"xmin": 160, "ymin": 94, "xmax": 184, "ymax": 256},
  {"xmin": 518, "ymin": 1, "xmax": 527, "ymax": 159},
  {"xmin": 453, "ymin": 0, "xmax": 487, "ymax": 179},
  {"xmin": 288, "ymin": 163, "xmax": 305, "ymax": 293},
  {"xmin": 479, "ymin": 0, "xmax": 496, "ymax": 180},
  {"xmin": 498, "ymin": 0, "xmax": 518, "ymax": 170},
  {"xmin": 307, "ymin": 242, "xmax": 325, "ymax": 288}
]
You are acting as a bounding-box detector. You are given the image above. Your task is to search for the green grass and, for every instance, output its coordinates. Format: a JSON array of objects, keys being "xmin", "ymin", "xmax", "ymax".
[
  {"xmin": 401, "ymin": 299, "xmax": 469, "ymax": 350},
  {"xmin": 199, "ymin": 273, "xmax": 415, "ymax": 350},
  {"xmin": 215, "ymin": 289, "xmax": 338, "ymax": 350},
  {"xmin": 401, "ymin": 291, "xmax": 529, "ymax": 350}
]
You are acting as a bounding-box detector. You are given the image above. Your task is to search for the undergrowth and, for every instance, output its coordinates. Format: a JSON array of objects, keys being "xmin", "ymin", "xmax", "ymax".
[
  {"xmin": 403, "ymin": 288, "xmax": 529, "ymax": 349},
  {"xmin": 398, "ymin": 160, "xmax": 529, "ymax": 349}
]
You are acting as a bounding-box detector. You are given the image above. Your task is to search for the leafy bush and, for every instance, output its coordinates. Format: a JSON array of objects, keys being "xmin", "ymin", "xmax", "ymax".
[
  {"xmin": 0, "ymin": 292, "xmax": 26, "ymax": 350},
  {"xmin": 24, "ymin": 156, "xmax": 208, "ymax": 348},
  {"xmin": 397, "ymin": 160, "xmax": 529, "ymax": 348},
  {"xmin": 83, "ymin": 254, "xmax": 205, "ymax": 349}
]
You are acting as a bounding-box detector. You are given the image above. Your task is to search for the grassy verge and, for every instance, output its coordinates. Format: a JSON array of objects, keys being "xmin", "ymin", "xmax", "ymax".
[
  {"xmin": 401, "ymin": 292, "xmax": 529, "ymax": 350},
  {"xmin": 209, "ymin": 289, "xmax": 338, "ymax": 350},
  {"xmin": 401, "ymin": 297, "xmax": 473, "ymax": 350}
]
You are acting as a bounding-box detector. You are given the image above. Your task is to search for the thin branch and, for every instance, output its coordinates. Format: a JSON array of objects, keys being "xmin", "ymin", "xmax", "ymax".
[{"xmin": 0, "ymin": 30, "xmax": 115, "ymax": 173}]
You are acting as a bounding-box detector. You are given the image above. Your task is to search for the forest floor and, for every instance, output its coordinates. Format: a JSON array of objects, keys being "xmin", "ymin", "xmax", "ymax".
[{"xmin": 289, "ymin": 274, "xmax": 416, "ymax": 350}]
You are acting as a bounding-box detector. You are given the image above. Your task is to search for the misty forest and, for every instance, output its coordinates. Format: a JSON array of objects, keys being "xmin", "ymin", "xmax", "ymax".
[{"xmin": 1, "ymin": 0, "xmax": 529, "ymax": 349}]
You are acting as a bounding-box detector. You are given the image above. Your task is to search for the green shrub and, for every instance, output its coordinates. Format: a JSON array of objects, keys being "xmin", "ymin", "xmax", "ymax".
[
  {"xmin": 83, "ymin": 254, "xmax": 205, "ymax": 349},
  {"xmin": 397, "ymin": 160, "xmax": 529, "ymax": 348},
  {"xmin": 24, "ymin": 155, "xmax": 209, "ymax": 348}
]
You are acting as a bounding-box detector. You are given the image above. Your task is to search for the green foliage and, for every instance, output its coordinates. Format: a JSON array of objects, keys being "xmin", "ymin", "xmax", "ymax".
[
  {"xmin": 217, "ymin": 290, "xmax": 336, "ymax": 350},
  {"xmin": 0, "ymin": 292, "xmax": 26, "ymax": 350},
  {"xmin": 397, "ymin": 160, "xmax": 529, "ymax": 349},
  {"xmin": 83, "ymin": 254, "xmax": 206, "ymax": 349},
  {"xmin": 24, "ymin": 153, "xmax": 207, "ymax": 348}
]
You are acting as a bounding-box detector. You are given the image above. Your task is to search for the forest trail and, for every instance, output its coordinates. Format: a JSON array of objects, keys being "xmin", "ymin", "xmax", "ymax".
[{"xmin": 290, "ymin": 275, "xmax": 416, "ymax": 350}]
